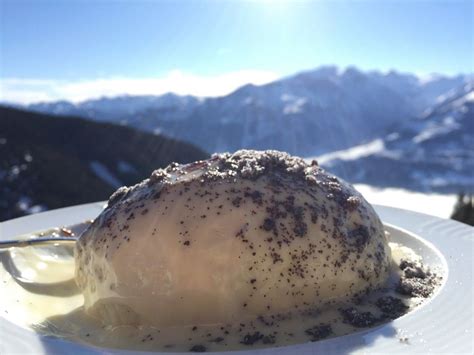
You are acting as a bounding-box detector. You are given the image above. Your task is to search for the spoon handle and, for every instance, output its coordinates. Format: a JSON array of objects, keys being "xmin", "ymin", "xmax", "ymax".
[{"xmin": 0, "ymin": 237, "xmax": 78, "ymax": 249}]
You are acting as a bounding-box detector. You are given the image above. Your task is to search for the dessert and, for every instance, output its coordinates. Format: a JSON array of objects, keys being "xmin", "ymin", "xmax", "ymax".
[{"xmin": 75, "ymin": 150, "xmax": 391, "ymax": 328}]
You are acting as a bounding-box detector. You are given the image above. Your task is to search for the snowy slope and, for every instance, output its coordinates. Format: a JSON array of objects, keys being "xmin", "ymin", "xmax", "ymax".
[{"xmin": 320, "ymin": 81, "xmax": 474, "ymax": 193}]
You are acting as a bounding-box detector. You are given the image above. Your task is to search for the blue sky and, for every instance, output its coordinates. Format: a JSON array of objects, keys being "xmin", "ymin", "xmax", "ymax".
[{"xmin": 1, "ymin": 0, "xmax": 472, "ymax": 103}]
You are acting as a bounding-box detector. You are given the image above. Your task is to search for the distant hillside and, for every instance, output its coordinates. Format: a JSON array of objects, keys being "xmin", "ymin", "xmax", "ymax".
[{"xmin": 0, "ymin": 107, "xmax": 208, "ymax": 221}]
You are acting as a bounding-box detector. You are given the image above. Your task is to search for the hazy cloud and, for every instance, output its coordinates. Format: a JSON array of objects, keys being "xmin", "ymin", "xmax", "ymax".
[{"xmin": 0, "ymin": 70, "xmax": 280, "ymax": 104}]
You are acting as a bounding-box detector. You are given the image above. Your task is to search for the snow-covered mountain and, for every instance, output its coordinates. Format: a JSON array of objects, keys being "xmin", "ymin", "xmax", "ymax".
[
  {"xmin": 319, "ymin": 81, "xmax": 474, "ymax": 193},
  {"xmin": 369, "ymin": 70, "xmax": 467, "ymax": 114},
  {"xmin": 22, "ymin": 67, "xmax": 471, "ymax": 156},
  {"xmin": 28, "ymin": 93, "xmax": 200, "ymax": 123},
  {"xmin": 154, "ymin": 66, "xmax": 416, "ymax": 155}
]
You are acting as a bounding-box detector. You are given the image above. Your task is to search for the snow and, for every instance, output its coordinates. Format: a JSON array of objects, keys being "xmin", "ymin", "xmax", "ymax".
[
  {"xmin": 429, "ymin": 177, "xmax": 449, "ymax": 187},
  {"xmin": 412, "ymin": 117, "xmax": 459, "ymax": 144},
  {"xmin": 353, "ymin": 184, "xmax": 457, "ymax": 219},
  {"xmin": 453, "ymin": 90, "xmax": 474, "ymax": 107},
  {"xmin": 16, "ymin": 196, "xmax": 46, "ymax": 215},
  {"xmin": 465, "ymin": 91, "xmax": 474, "ymax": 102},
  {"xmin": 281, "ymin": 94, "xmax": 307, "ymax": 115},
  {"xmin": 242, "ymin": 97, "xmax": 254, "ymax": 105},
  {"xmin": 426, "ymin": 172, "xmax": 474, "ymax": 189},
  {"xmin": 421, "ymin": 108, "xmax": 433, "ymax": 118},
  {"xmin": 90, "ymin": 161, "xmax": 123, "ymax": 188},
  {"xmin": 435, "ymin": 88, "xmax": 457, "ymax": 104},
  {"xmin": 443, "ymin": 116, "xmax": 456, "ymax": 125},
  {"xmin": 117, "ymin": 160, "xmax": 137, "ymax": 174},
  {"xmin": 385, "ymin": 132, "xmax": 400, "ymax": 141},
  {"xmin": 7, "ymin": 164, "xmax": 28, "ymax": 179},
  {"xmin": 27, "ymin": 205, "xmax": 47, "ymax": 214},
  {"xmin": 417, "ymin": 73, "xmax": 444, "ymax": 85},
  {"xmin": 313, "ymin": 139, "xmax": 386, "ymax": 165}
]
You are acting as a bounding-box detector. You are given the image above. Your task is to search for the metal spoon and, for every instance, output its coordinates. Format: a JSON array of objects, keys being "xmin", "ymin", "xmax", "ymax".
[
  {"xmin": 0, "ymin": 236, "xmax": 78, "ymax": 249},
  {"xmin": 0, "ymin": 222, "xmax": 90, "ymax": 250},
  {"xmin": 0, "ymin": 223, "xmax": 89, "ymax": 286}
]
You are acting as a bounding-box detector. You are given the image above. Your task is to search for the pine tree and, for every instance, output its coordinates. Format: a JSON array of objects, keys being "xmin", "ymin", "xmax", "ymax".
[{"xmin": 451, "ymin": 193, "xmax": 474, "ymax": 226}]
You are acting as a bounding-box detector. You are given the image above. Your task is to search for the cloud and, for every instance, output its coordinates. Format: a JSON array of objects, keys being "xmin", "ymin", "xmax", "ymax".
[{"xmin": 0, "ymin": 70, "xmax": 280, "ymax": 104}]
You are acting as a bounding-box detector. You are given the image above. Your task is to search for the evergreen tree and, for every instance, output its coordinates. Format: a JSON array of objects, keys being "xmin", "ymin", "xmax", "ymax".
[{"xmin": 451, "ymin": 193, "xmax": 474, "ymax": 226}]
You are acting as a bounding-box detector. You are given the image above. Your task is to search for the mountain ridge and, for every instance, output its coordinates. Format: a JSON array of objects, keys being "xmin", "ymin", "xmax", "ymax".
[{"xmin": 13, "ymin": 66, "xmax": 471, "ymax": 156}]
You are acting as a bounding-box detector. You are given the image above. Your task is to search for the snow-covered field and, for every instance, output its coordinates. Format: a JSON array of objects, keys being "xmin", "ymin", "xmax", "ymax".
[{"xmin": 353, "ymin": 184, "xmax": 457, "ymax": 219}]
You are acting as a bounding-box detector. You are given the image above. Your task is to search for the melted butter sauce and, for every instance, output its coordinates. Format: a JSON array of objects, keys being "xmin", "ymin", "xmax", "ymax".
[{"xmin": 0, "ymin": 227, "xmax": 432, "ymax": 352}]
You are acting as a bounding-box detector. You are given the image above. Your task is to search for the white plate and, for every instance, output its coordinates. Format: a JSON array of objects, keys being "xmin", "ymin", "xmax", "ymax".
[{"xmin": 0, "ymin": 203, "xmax": 472, "ymax": 354}]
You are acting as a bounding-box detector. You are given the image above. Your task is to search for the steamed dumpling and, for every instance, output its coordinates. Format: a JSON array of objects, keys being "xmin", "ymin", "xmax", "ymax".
[{"xmin": 75, "ymin": 150, "xmax": 391, "ymax": 327}]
